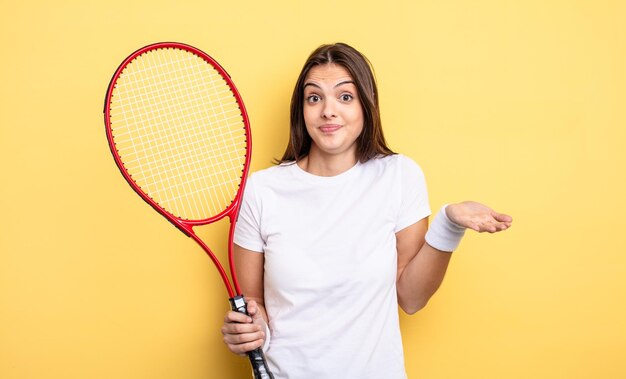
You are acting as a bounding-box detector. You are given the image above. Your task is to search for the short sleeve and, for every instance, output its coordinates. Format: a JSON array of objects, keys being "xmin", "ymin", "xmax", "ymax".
[
  {"xmin": 395, "ymin": 155, "xmax": 431, "ymax": 232},
  {"xmin": 233, "ymin": 175, "xmax": 265, "ymax": 252}
]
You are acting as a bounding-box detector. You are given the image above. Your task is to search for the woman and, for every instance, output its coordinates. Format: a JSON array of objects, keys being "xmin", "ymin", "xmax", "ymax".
[{"xmin": 222, "ymin": 43, "xmax": 512, "ymax": 378}]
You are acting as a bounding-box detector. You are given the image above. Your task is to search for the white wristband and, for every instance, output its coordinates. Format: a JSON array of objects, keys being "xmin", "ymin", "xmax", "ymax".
[
  {"xmin": 262, "ymin": 321, "xmax": 271, "ymax": 352},
  {"xmin": 425, "ymin": 204, "xmax": 466, "ymax": 252}
]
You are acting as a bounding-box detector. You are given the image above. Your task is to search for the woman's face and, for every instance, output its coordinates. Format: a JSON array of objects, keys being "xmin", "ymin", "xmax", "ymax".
[{"xmin": 302, "ymin": 63, "xmax": 364, "ymax": 160}]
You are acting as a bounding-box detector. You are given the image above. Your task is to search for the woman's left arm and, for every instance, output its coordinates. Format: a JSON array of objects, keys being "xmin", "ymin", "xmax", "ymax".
[{"xmin": 396, "ymin": 201, "xmax": 512, "ymax": 314}]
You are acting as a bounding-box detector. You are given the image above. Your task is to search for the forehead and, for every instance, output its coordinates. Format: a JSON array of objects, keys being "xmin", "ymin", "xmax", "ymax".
[{"xmin": 304, "ymin": 63, "xmax": 354, "ymax": 84}]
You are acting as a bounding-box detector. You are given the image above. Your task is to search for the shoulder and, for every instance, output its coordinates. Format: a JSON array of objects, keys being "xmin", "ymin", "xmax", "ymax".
[
  {"xmin": 365, "ymin": 154, "xmax": 425, "ymax": 175},
  {"xmin": 248, "ymin": 162, "xmax": 296, "ymax": 183},
  {"xmin": 244, "ymin": 162, "xmax": 298, "ymax": 196}
]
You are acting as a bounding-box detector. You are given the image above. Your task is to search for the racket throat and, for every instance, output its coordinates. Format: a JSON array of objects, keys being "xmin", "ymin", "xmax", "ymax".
[{"xmin": 174, "ymin": 219, "xmax": 194, "ymax": 237}]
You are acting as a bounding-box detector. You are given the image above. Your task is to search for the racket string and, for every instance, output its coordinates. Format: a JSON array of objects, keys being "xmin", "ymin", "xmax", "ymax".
[
  {"xmin": 119, "ymin": 139, "xmax": 247, "ymax": 174},
  {"xmin": 124, "ymin": 154, "xmax": 245, "ymax": 206},
  {"xmin": 171, "ymin": 48, "xmax": 241, "ymax": 214},
  {"xmin": 122, "ymin": 52, "xmax": 197, "ymax": 217},
  {"xmin": 158, "ymin": 49, "xmax": 226, "ymax": 217},
  {"xmin": 141, "ymin": 52, "xmax": 191, "ymax": 217}
]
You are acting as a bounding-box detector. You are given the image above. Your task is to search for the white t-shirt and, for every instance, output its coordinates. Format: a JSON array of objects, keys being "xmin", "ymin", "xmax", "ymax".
[{"xmin": 234, "ymin": 154, "xmax": 430, "ymax": 379}]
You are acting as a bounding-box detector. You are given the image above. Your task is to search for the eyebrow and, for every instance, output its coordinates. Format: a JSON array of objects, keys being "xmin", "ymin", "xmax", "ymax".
[{"xmin": 303, "ymin": 80, "xmax": 355, "ymax": 90}]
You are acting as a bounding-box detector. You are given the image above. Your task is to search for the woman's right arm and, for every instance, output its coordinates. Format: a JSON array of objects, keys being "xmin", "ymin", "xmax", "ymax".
[{"xmin": 221, "ymin": 244, "xmax": 269, "ymax": 355}]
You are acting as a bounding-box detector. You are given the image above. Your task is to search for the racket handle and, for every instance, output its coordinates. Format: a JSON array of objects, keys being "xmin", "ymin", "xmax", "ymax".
[
  {"xmin": 246, "ymin": 347, "xmax": 274, "ymax": 379},
  {"xmin": 229, "ymin": 296, "xmax": 275, "ymax": 379}
]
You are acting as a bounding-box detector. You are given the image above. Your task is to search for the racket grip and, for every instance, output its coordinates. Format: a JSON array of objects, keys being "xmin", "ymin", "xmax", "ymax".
[{"xmin": 229, "ymin": 295, "xmax": 274, "ymax": 379}]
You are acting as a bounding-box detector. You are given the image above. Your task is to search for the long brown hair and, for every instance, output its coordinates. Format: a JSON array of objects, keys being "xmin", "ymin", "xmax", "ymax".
[{"xmin": 277, "ymin": 43, "xmax": 395, "ymax": 164}]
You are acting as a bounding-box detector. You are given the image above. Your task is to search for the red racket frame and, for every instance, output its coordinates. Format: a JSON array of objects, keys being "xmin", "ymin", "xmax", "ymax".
[{"xmin": 103, "ymin": 42, "xmax": 251, "ymax": 299}]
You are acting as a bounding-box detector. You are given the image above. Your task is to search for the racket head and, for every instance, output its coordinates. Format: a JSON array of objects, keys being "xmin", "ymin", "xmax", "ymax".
[{"xmin": 104, "ymin": 42, "xmax": 251, "ymax": 230}]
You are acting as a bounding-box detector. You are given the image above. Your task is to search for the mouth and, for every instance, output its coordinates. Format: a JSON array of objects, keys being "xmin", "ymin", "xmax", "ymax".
[{"xmin": 319, "ymin": 124, "xmax": 342, "ymax": 134}]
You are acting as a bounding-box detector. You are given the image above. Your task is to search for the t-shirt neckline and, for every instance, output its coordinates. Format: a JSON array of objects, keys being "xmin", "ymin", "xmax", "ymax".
[{"xmin": 288, "ymin": 160, "xmax": 363, "ymax": 185}]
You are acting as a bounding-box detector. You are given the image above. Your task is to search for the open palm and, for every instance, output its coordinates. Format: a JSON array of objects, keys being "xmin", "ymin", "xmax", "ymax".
[{"xmin": 445, "ymin": 201, "xmax": 513, "ymax": 233}]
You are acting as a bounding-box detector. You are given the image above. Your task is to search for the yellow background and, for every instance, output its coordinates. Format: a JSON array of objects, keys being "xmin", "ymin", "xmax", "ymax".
[{"xmin": 1, "ymin": 1, "xmax": 625, "ymax": 378}]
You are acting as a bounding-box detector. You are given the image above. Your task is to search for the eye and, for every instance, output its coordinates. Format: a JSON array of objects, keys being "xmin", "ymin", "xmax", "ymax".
[
  {"xmin": 306, "ymin": 94, "xmax": 321, "ymax": 103},
  {"xmin": 340, "ymin": 93, "xmax": 354, "ymax": 102}
]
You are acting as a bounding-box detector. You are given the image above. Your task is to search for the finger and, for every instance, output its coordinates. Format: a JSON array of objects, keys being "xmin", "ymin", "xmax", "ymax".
[
  {"xmin": 492, "ymin": 211, "xmax": 513, "ymax": 223},
  {"xmin": 245, "ymin": 300, "xmax": 268, "ymax": 325},
  {"xmin": 222, "ymin": 327, "xmax": 266, "ymax": 355},
  {"xmin": 246, "ymin": 300, "xmax": 259, "ymax": 317},
  {"xmin": 222, "ymin": 328, "xmax": 265, "ymax": 344},
  {"xmin": 226, "ymin": 339, "xmax": 264, "ymax": 356},
  {"xmin": 222, "ymin": 322, "xmax": 263, "ymax": 337},
  {"xmin": 497, "ymin": 222, "xmax": 511, "ymax": 230},
  {"xmin": 224, "ymin": 311, "xmax": 252, "ymax": 324},
  {"xmin": 473, "ymin": 218, "xmax": 499, "ymax": 233},
  {"xmin": 229, "ymin": 338, "xmax": 265, "ymax": 356},
  {"xmin": 482, "ymin": 223, "xmax": 498, "ymax": 233},
  {"xmin": 487, "ymin": 220, "xmax": 512, "ymax": 233}
]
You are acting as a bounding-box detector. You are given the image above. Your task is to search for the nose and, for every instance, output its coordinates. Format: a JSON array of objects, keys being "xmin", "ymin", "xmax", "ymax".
[{"xmin": 321, "ymin": 99, "xmax": 337, "ymax": 119}]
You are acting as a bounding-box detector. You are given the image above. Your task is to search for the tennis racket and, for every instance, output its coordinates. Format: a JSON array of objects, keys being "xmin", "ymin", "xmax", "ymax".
[{"xmin": 103, "ymin": 42, "xmax": 273, "ymax": 379}]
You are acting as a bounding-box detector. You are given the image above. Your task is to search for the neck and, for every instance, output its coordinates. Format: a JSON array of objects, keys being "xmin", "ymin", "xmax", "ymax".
[{"xmin": 298, "ymin": 147, "xmax": 358, "ymax": 177}]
